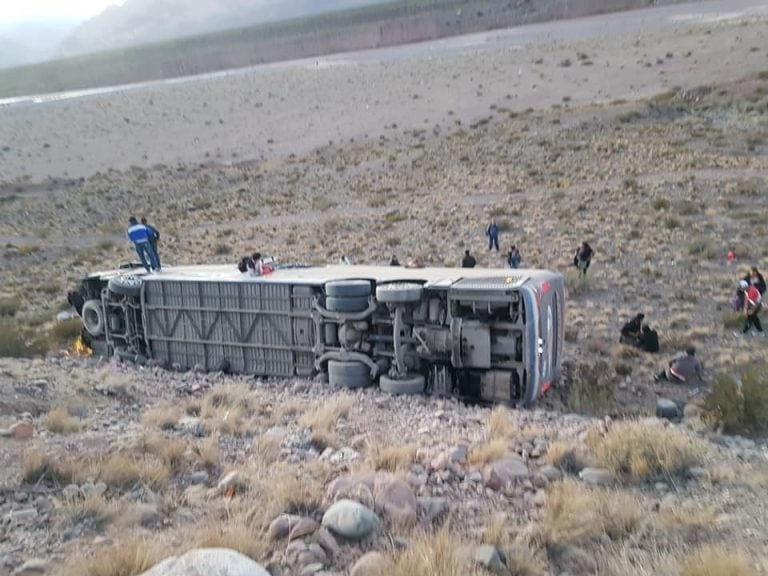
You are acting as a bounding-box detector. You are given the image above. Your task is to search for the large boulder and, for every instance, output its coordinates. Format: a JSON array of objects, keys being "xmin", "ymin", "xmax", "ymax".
[
  {"xmin": 483, "ymin": 455, "xmax": 528, "ymax": 490},
  {"xmin": 138, "ymin": 548, "xmax": 270, "ymax": 576},
  {"xmin": 321, "ymin": 499, "xmax": 379, "ymax": 540}
]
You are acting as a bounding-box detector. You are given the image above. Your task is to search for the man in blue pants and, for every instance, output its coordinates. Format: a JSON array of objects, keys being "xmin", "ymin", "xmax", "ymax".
[
  {"xmin": 127, "ymin": 216, "xmax": 160, "ymax": 271},
  {"xmin": 486, "ymin": 218, "xmax": 500, "ymax": 251}
]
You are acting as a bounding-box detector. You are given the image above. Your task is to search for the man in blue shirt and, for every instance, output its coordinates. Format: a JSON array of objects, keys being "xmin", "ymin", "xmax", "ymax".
[{"xmin": 127, "ymin": 216, "xmax": 160, "ymax": 272}]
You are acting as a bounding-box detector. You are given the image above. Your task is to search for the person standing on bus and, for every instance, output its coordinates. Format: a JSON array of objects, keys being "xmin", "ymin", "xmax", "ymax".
[
  {"xmin": 141, "ymin": 217, "xmax": 161, "ymax": 268},
  {"xmin": 127, "ymin": 216, "xmax": 160, "ymax": 272},
  {"xmin": 462, "ymin": 249, "xmax": 476, "ymax": 268},
  {"xmin": 486, "ymin": 218, "xmax": 500, "ymax": 251}
]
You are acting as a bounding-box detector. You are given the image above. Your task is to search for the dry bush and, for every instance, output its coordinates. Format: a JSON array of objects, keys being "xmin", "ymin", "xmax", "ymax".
[
  {"xmin": 482, "ymin": 513, "xmax": 509, "ymax": 547},
  {"xmin": 47, "ymin": 318, "xmax": 83, "ymax": 349},
  {"xmin": 489, "ymin": 406, "xmax": 516, "ymax": 439},
  {"xmin": 96, "ymin": 452, "xmax": 170, "ymax": 491},
  {"xmin": 705, "ymin": 366, "xmax": 768, "ymax": 436},
  {"xmin": 191, "ymin": 515, "xmax": 269, "ymax": 562},
  {"xmin": 192, "ymin": 435, "xmax": 219, "ymax": 470},
  {"xmin": 272, "ymin": 399, "xmax": 305, "ymax": 424},
  {"xmin": 299, "ymin": 395, "xmax": 354, "ymax": 433},
  {"xmin": 369, "ymin": 443, "xmax": 417, "ymax": 472},
  {"xmin": 309, "ymin": 430, "xmax": 338, "ymax": 452},
  {"xmin": 45, "ymin": 407, "xmax": 83, "ymax": 434},
  {"xmin": 0, "ymin": 295, "xmax": 21, "ymax": 317},
  {"xmin": 385, "ymin": 527, "xmax": 469, "ymax": 576},
  {"xmin": 660, "ymin": 505, "xmax": 717, "ymax": 541},
  {"xmin": 252, "ymin": 435, "xmax": 281, "ymax": 467},
  {"xmin": 141, "ymin": 403, "xmax": 182, "ymax": 430},
  {"xmin": 565, "ymin": 269, "xmax": 595, "ymax": 297},
  {"xmin": 0, "ymin": 319, "xmax": 46, "ymax": 358},
  {"xmin": 503, "ymin": 543, "xmax": 548, "ymax": 576},
  {"xmin": 680, "ymin": 546, "xmax": 757, "ymax": 576},
  {"xmin": 201, "ymin": 384, "xmax": 254, "ymax": 436},
  {"xmin": 545, "ymin": 441, "xmax": 587, "ymax": 474},
  {"xmin": 468, "ymin": 438, "xmax": 508, "ymax": 466},
  {"xmin": 541, "ymin": 480, "xmax": 644, "ymax": 547},
  {"xmin": 563, "ymin": 360, "xmax": 615, "ymax": 416},
  {"xmin": 22, "ymin": 449, "xmax": 82, "ymax": 485},
  {"xmin": 591, "ymin": 421, "xmax": 707, "ymax": 481},
  {"xmin": 59, "ymin": 538, "xmax": 159, "ymax": 576},
  {"xmin": 595, "ymin": 544, "xmax": 678, "ymax": 576},
  {"xmin": 60, "ymin": 493, "xmax": 114, "ymax": 529},
  {"xmin": 613, "ymin": 344, "xmax": 642, "ymax": 359},
  {"xmin": 139, "ymin": 433, "xmax": 187, "ymax": 473}
]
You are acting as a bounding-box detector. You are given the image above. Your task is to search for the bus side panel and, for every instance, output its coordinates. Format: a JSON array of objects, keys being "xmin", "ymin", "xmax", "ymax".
[{"xmin": 143, "ymin": 280, "xmax": 315, "ymax": 376}]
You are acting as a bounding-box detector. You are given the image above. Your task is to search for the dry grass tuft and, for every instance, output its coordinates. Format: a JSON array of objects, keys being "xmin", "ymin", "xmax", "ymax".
[
  {"xmin": 385, "ymin": 526, "xmax": 469, "ymax": 576},
  {"xmin": 545, "ymin": 441, "xmax": 587, "ymax": 473},
  {"xmin": 468, "ymin": 438, "xmax": 509, "ymax": 466},
  {"xmin": 200, "ymin": 385, "xmax": 254, "ymax": 437},
  {"xmin": 299, "ymin": 395, "xmax": 354, "ymax": 433},
  {"xmin": 660, "ymin": 505, "xmax": 717, "ymax": 540},
  {"xmin": 139, "ymin": 433, "xmax": 187, "ymax": 473},
  {"xmin": 482, "ymin": 513, "xmax": 509, "ymax": 547},
  {"xmin": 96, "ymin": 452, "xmax": 170, "ymax": 491},
  {"xmin": 541, "ymin": 480, "xmax": 645, "ymax": 547},
  {"xmin": 192, "ymin": 515, "xmax": 269, "ymax": 562},
  {"xmin": 369, "ymin": 443, "xmax": 417, "ymax": 472},
  {"xmin": 45, "ymin": 407, "xmax": 83, "ymax": 434},
  {"xmin": 680, "ymin": 546, "xmax": 758, "ymax": 576},
  {"xmin": 60, "ymin": 493, "xmax": 114, "ymax": 529},
  {"xmin": 489, "ymin": 406, "xmax": 515, "ymax": 439},
  {"xmin": 22, "ymin": 449, "xmax": 81, "ymax": 485},
  {"xmin": 192, "ymin": 435, "xmax": 219, "ymax": 470},
  {"xmin": 59, "ymin": 538, "xmax": 159, "ymax": 576},
  {"xmin": 141, "ymin": 403, "xmax": 182, "ymax": 430},
  {"xmin": 591, "ymin": 421, "xmax": 707, "ymax": 481},
  {"xmin": 252, "ymin": 434, "xmax": 281, "ymax": 467}
]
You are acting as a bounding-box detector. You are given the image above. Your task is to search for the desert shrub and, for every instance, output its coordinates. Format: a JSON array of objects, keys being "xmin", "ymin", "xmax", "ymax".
[
  {"xmin": 61, "ymin": 493, "xmax": 114, "ymax": 529},
  {"xmin": 47, "ymin": 318, "xmax": 83, "ymax": 349},
  {"xmin": 299, "ymin": 395, "xmax": 353, "ymax": 434},
  {"xmin": 22, "ymin": 450, "xmax": 82, "ymax": 485},
  {"xmin": 59, "ymin": 538, "xmax": 159, "ymax": 576},
  {"xmin": 721, "ymin": 312, "xmax": 744, "ymax": 329},
  {"xmin": 384, "ymin": 527, "xmax": 468, "ymax": 576},
  {"xmin": 45, "ymin": 407, "xmax": 83, "ymax": 434},
  {"xmin": 468, "ymin": 438, "xmax": 508, "ymax": 466},
  {"xmin": 705, "ymin": 366, "xmax": 768, "ymax": 436},
  {"xmin": 369, "ymin": 443, "xmax": 417, "ymax": 472},
  {"xmin": 565, "ymin": 269, "xmax": 594, "ymax": 297},
  {"xmin": 0, "ymin": 319, "xmax": 47, "ymax": 358},
  {"xmin": 563, "ymin": 360, "xmax": 615, "ymax": 416},
  {"xmin": 591, "ymin": 421, "xmax": 707, "ymax": 481},
  {"xmin": 680, "ymin": 546, "xmax": 757, "ymax": 576},
  {"xmin": 652, "ymin": 196, "xmax": 670, "ymax": 210},
  {"xmin": 191, "ymin": 516, "xmax": 268, "ymax": 561},
  {"xmin": 0, "ymin": 296, "xmax": 21, "ymax": 317},
  {"xmin": 665, "ymin": 217, "xmax": 681, "ymax": 229},
  {"xmin": 545, "ymin": 441, "xmax": 587, "ymax": 474}
]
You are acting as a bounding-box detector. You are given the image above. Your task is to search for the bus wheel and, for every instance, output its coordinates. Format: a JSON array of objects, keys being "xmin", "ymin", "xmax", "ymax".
[
  {"xmin": 82, "ymin": 300, "xmax": 104, "ymax": 337},
  {"xmin": 328, "ymin": 360, "xmax": 371, "ymax": 389},
  {"xmin": 376, "ymin": 283, "xmax": 423, "ymax": 304},
  {"xmin": 108, "ymin": 274, "xmax": 143, "ymax": 297},
  {"xmin": 325, "ymin": 280, "xmax": 372, "ymax": 298},
  {"xmin": 380, "ymin": 373, "xmax": 425, "ymax": 395},
  {"xmin": 325, "ymin": 296, "xmax": 370, "ymax": 313}
]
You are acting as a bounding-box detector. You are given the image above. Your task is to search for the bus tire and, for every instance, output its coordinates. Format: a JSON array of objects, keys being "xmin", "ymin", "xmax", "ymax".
[
  {"xmin": 376, "ymin": 283, "xmax": 423, "ymax": 304},
  {"xmin": 82, "ymin": 300, "xmax": 104, "ymax": 337},
  {"xmin": 380, "ymin": 373, "xmax": 425, "ymax": 395},
  {"xmin": 328, "ymin": 360, "xmax": 371, "ymax": 389},
  {"xmin": 325, "ymin": 280, "xmax": 372, "ymax": 298},
  {"xmin": 108, "ymin": 275, "xmax": 143, "ymax": 298},
  {"xmin": 326, "ymin": 296, "xmax": 369, "ymax": 313}
]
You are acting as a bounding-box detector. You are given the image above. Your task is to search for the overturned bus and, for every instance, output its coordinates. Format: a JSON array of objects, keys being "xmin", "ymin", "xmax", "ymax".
[{"xmin": 76, "ymin": 264, "xmax": 564, "ymax": 406}]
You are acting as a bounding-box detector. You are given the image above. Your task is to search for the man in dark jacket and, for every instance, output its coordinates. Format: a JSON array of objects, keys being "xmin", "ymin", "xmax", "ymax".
[
  {"xmin": 620, "ymin": 313, "xmax": 645, "ymax": 345},
  {"xmin": 462, "ymin": 249, "xmax": 476, "ymax": 268},
  {"xmin": 486, "ymin": 219, "xmax": 500, "ymax": 252},
  {"xmin": 637, "ymin": 325, "xmax": 660, "ymax": 353}
]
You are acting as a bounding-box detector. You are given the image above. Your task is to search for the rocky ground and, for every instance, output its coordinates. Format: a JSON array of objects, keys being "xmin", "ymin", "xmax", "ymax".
[{"xmin": 1, "ymin": 3, "xmax": 768, "ymax": 576}]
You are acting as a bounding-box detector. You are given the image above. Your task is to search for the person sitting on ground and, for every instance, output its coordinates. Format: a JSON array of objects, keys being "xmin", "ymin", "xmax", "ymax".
[
  {"xmin": 655, "ymin": 346, "xmax": 703, "ymax": 385},
  {"xmin": 620, "ymin": 313, "xmax": 645, "ymax": 345},
  {"xmin": 507, "ymin": 245, "xmax": 522, "ymax": 269},
  {"xmin": 462, "ymin": 249, "xmax": 476, "ymax": 268},
  {"xmin": 744, "ymin": 266, "xmax": 767, "ymax": 296},
  {"xmin": 741, "ymin": 279, "xmax": 764, "ymax": 335},
  {"xmin": 637, "ymin": 325, "xmax": 660, "ymax": 353},
  {"xmin": 573, "ymin": 241, "xmax": 593, "ymax": 276},
  {"xmin": 389, "ymin": 254, "xmax": 400, "ymax": 266}
]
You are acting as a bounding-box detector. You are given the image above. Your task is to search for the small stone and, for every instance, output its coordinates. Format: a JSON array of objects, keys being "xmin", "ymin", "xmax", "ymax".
[
  {"xmin": 473, "ymin": 545, "xmax": 505, "ymax": 574},
  {"xmin": 216, "ymin": 470, "xmax": 248, "ymax": 493},
  {"xmin": 300, "ymin": 563, "xmax": 324, "ymax": 576},
  {"xmin": 654, "ymin": 482, "xmax": 669, "ymax": 492},
  {"xmin": 0, "ymin": 428, "xmax": 10, "ymax": 437},
  {"xmin": 289, "ymin": 517, "xmax": 320, "ymax": 540},
  {"xmin": 688, "ymin": 467, "xmax": 711, "ymax": 481},
  {"xmin": 532, "ymin": 490, "xmax": 547, "ymax": 507},
  {"xmin": 448, "ymin": 445, "xmax": 468, "ymax": 463},
  {"xmin": 313, "ymin": 527, "xmax": 340, "ymax": 560},
  {"xmin": 660, "ymin": 493, "xmax": 676, "ymax": 512},
  {"xmin": 656, "ymin": 398, "xmax": 680, "ymax": 421},
  {"xmin": 538, "ymin": 464, "xmax": 563, "ymax": 482},
  {"xmin": 417, "ymin": 497, "xmax": 449, "ymax": 523},
  {"xmin": 12, "ymin": 558, "xmax": 49, "ymax": 576},
  {"xmin": 484, "ymin": 455, "xmax": 528, "ymax": 490},
  {"xmin": 579, "ymin": 467, "xmax": 613, "ymax": 486},
  {"xmin": 321, "ymin": 499, "xmax": 380, "ymax": 540},
  {"xmin": 188, "ymin": 471, "xmax": 209, "ymax": 485},
  {"xmin": 8, "ymin": 507, "xmax": 38, "ymax": 523},
  {"xmin": 62, "ymin": 484, "xmax": 81, "ymax": 501},
  {"xmin": 10, "ymin": 421, "xmax": 34, "ymax": 440},
  {"xmin": 350, "ymin": 552, "xmax": 389, "ymax": 576},
  {"xmin": 269, "ymin": 514, "xmax": 301, "ymax": 540},
  {"xmin": 373, "ymin": 475, "xmax": 418, "ymax": 526}
]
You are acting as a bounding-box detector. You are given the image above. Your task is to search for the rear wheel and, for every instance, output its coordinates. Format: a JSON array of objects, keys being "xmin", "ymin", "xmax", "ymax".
[
  {"xmin": 328, "ymin": 360, "xmax": 371, "ymax": 389},
  {"xmin": 108, "ymin": 275, "xmax": 143, "ymax": 297},
  {"xmin": 326, "ymin": 296, "xmax": 370, "ymax": 313},
  {"xmin": 379, "ymin": 373, "xmax": 425, "ymax": 395},
  {"xmin": 82, "ymin": 300, "xmax": 104, "ymax": 337},
  {"xmin": 325, "ymin": 280, "xmax": 372, "ymax": 298},
  {"xmin": 376, "ymin": 283, "xmax": 423, "ymax": 304}
]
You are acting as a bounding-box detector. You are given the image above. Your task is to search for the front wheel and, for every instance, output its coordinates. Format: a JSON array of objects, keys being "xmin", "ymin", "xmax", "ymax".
[
  {"xmin": 379, "ymin": 373, "xmax": 425, "ymax": 395},
  {"xmin": 376, "ymin": 283, "xmax": 423, "ymax": 304},
  {"xmin": 108, "ymin": 274, "xmax": 143, "ymax": 297},
  {"xmin": 328, "ymin": 360, "xmax": 371, "ymax": 389}
]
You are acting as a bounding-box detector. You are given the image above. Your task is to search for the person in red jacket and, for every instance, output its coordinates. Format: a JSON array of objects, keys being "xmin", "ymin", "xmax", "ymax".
[{"xmin": 741, "ymin": 279, "xmax": 763, "ymax": 334}]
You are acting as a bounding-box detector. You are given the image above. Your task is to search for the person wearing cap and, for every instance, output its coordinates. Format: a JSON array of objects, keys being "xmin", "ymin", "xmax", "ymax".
[
  {"xmin": 655, "ymin": 347, "xmax": 703, "ymax": 385},
  {"xmin": 741, "ymin": 279, "xmax": 764, "ymax": 334},
  {"xmin": 127, "ymin": 216, "xmax": 160, "ymax": 272}
]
